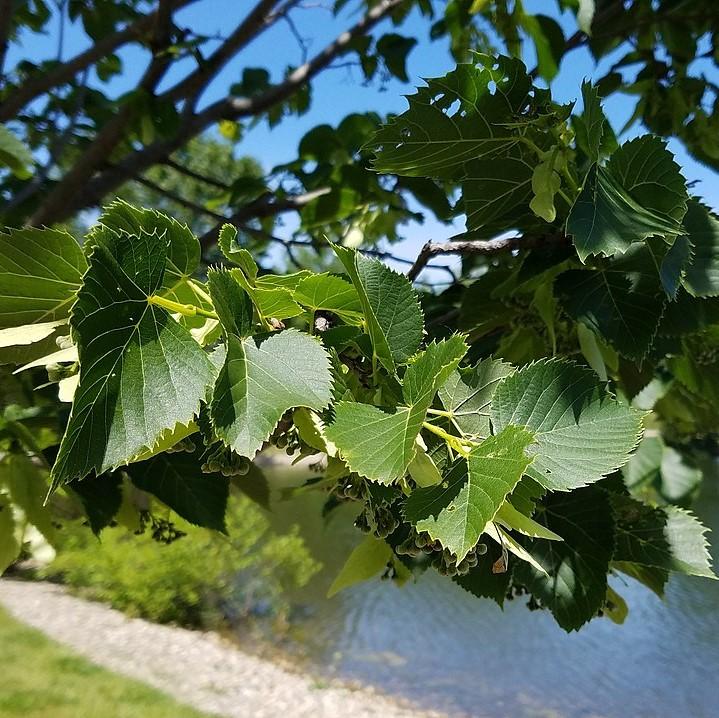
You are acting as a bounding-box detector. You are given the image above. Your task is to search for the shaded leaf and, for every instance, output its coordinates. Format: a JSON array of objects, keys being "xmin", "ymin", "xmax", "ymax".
[
  {"xmin": 0, "ymin": 227, "xmax": 86, "ymax": 329},
  {"xmin": 567, "ymin": 137, "xmax": 687, "ymax": 262},
  {"xmin": 130, "ymin": 449, "xmax": 229, "ymax": 533},
  {"xmin": 514, "ymin": 486, "xmax": 615, "ymax": 631},
  {"xmin": 327, "ymin": 534, "xmax": 392, "ymax": 597}
]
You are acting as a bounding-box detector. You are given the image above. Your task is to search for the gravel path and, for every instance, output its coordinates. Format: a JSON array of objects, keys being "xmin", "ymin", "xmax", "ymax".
[{"xmin": 0, "ymin": 579, "xmax": 443, "ymax": 718}]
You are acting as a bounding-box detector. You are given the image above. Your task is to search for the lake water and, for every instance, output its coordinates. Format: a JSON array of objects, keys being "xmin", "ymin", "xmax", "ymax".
[{"xmin": 251, "ymin": 460, "xmax": 719, "ymax": 718}]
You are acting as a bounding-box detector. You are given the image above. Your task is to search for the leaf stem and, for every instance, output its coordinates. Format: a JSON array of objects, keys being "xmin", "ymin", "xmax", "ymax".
[
  {"xmin": 148, "ymin": 294, "xmax": 218, "ymax": 320},
  {"xmin": 422, "ymin": 421, "xmax": 471, "ymax": 457},
  {"xmin": 426, "ymin": 408, "xmax": 454, "ymax": 419}
]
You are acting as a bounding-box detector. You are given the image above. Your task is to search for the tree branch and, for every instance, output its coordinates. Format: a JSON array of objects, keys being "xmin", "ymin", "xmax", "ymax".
[
  {"xmin": 163, "ymin": 0, "xmax": 287, "ymax": 107},
  {"xmin": 161, "ymin": 158, "xmax": 231, "ymax": 190},
  {"xmin": 24, "ymin": 0, "xmax": 406, "ymax": 226},
  {"xmin": 0, "ymin": 0, "xmax": 14, "ymax": 80},
  {"xmin": 131, "ymin": 174, "xmax": 226, "ymax": 220},
  {"xmin": 26, "ymin": 2, "xmax": 186, "ymax": 227},
  {"xmin": 198, "ymin": 186, "xmax": 331, "ymax": 249},
  {"xmin": 406, "ymin": 234, "xmax": 570, "ymax": 282},
  {"xmin": 196, "ymin": 0, "xmax": 406, "ymax": 124},
  {"xmin": 0, "ymin": 0, "xmax": 195, "ymax": 123}
]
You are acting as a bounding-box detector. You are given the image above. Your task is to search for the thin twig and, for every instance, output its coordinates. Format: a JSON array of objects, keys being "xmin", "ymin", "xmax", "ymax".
[
  {"xmin": 0, "ymin": 0, "xmax": 196, "ymax": 122},
  {"xmin": 406, "ymin": 234, "xmax": 569, "ymax": 282},
  {"xmin": 161, "ymin": 158, "xmax": 231, "ymax": 190}
]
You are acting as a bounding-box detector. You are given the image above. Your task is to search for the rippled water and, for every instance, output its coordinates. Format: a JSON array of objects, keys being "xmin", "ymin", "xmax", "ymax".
[{"xmin": 251, "ymin": 462, "xmax": 719, "ymax": 718}]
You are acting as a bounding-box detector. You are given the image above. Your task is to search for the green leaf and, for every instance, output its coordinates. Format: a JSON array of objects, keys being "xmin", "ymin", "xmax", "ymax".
[
  {"xmin": 0, "ymin": 320, "xmax": 67, "ymax": 349},
  {"xmin": 0, "ymin": 124, "xmax": 33, "ymax": 179},
  {"xmin": 405, "ymin": 426, "xmax": 534, "ymax": 561},
  {"xmin": 407, "ymin": 440, "xmax": 443, "ymax": 487},
  {"xmin": 211, "ymin": 330, "xmax": 332, "ymax": 459},
  {"xmin": 682, "ymin": 200, "xmax": 719, "ymax": 297},
  {"xmin": 521, "ymin": 14, "xmax": 565, "ymax": 81},
  {"xmin": 0, "ymin": 495, "xmax": 20, "ymax": 575},
  {"xmin": 557, "ymin": 243, "xmax": 667, "ymax": 359},
  {"xmin": 130, "ymin": 449, "xmax": 229, "ymax": 533},
  {"xmin": 231, "ymin": 269, "xmax": 303, "ymax": 321},
  {"xmin": 622, "ymin": 434, "xmax": 702, "ymax": 503},
  {"xmin": 514, "ymin": 486, "xmax": 615, "ymax": 631},
  {"xmin": 0, "ymin": 227, "xmax": 87, "ymax": 328},
  {"xmin": 438, "ymin": 358, "xmax": 514, "ymax": 439},
  {"xmin": 567, "ymin": 137, "xmax": 687, "ymax": 262},
  {"xmin": 4, "ymin": 454, "xmax": 55, "ymax": 544},
  {"xmin": 218, "ymin": 224, "xmax": 258, "ymax": 282},
  {"xmin": 491, "ymin": 359, "xmax": 643, "ymax": 491},
  {"xmin": 206, "ymin": 268, "xmax": 253, "ymax": 338},
  {"xmin": 604, "ymin": 585, "xmax": 628, "ymax": 624},
  {"xmin": 463, "ymin": 149, "xmax": 535, "ymax": 232},
  {"xmin": 67, "ymin": 473, "xmax": 123, "ymax": 535},
  {"xmin": 89, "ymin": 201, "xmax": 213, "ymax": 332},
  {"xmin": 89, "ymin": 201, "xmax": 198, "ymax": 296},
  {"xmin": 50, "ymin": 227, "xmax": 214, "ymax": 488},
  {"xmin": 327, "ymin": 337, "xmax": 467, "ymax": 483},
  {"xmin": 573, "ymin": 81, "xmax": 605, "ymax": 163},
  {"xmin": 611, "ymin": 494, "xmax": 716, "ymax": 579},
  {"xmin": 293, "ymin": 273, "xmax": 363, "ymax": 323},
  {"xmin": 613, "ymin": 561, "xmax": 668, "ymax": 598},
  {"xmin": 376, "ymin": 33, "xmax": 417, "ymax": 82},
  {"xmin": 327, "ymin": 534, "xmax": 392, "ymax": 597},
  {"xmin": 332, "ymin": 245, "xmax": 423, "ymax": 373},
  {"xmin": 368, "ymin": 56, "xmax": 532, "ymax": 178}
]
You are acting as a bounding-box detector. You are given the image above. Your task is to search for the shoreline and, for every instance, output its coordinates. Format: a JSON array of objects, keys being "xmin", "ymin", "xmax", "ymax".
[{"xmin": 0, "ymin": 578, "xmax": 446, "ymax": 718}]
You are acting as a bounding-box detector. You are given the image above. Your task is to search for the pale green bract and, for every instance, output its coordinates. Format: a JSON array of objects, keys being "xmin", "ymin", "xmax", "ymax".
[
  {"xmin": 405, "ymin": 425, "xmax": 535, "ymax": 561},
  {"xmin": 490, "ymin": 359, "xmax": 643, "ymax": 491},
  {"xmin": 50, "ymin": 228, "xmax": 214, "ymax": 489}
]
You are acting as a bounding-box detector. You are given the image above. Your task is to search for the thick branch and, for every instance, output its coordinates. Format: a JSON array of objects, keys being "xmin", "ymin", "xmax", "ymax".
[
  {"xmin": 27, "ymin": 4, "xmax": 184, "ymax": 227},
  {"xmin": 0, "ymin": 0, "xmax": 13, "ymax": 80},
  {"xmin": 406, "ymin": 234, "xmax": 569, "ymax": 282},
  {"xmin": 164, "ymin": 0, "xmax": 285, "ymax": 106},
  {"xmin": 25, "ymin": 0, "xmax": 405, "ymax": 225},
  {"xmin": 193, "ymin": 0, "xmax": 406, "ymax": 124},
  {"xmin": 0, "ymin": 0, "xmax": 194, "ymax": 123}
]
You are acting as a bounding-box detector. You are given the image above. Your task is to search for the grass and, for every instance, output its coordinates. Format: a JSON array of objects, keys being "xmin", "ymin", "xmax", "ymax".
[{"xmin": 0, "ymin": 606, "xmax": 215, "ymax": 718}]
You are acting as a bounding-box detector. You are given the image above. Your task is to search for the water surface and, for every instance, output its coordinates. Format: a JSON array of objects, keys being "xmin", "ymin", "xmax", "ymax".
[{"xmin": 252, "ymin": 463, "xmax": 719, "ymax": 718}]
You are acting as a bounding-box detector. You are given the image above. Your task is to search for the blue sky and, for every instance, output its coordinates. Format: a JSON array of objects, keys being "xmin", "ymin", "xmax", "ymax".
[{"xmin": 9, "ymin": 0, "xmax": 719, "ymax": 278}]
